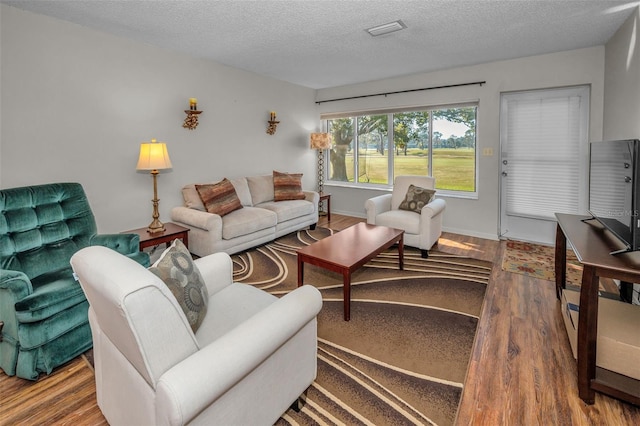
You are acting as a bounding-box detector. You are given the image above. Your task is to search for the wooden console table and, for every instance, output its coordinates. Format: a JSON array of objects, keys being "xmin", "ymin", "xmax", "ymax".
[{"xmin": 555, "ymin": 213, "xmax": 640, "ymax": 406}]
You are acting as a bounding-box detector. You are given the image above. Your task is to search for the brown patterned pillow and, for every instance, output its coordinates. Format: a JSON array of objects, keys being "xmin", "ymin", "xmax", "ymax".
[
  {"xmin": 196, "ymin": 178, "xmax": 243, "ymax": 216},
  {"xmin": 273, "ymin": 170, "xmax": 305, "ymax": 201},
  {"xmin": 149, "ymin": 239, "xmax": 208, "ymax": 332},
  {"xmin": 398, "ymin": 184, "xmax": 436, "ymax": 213}
]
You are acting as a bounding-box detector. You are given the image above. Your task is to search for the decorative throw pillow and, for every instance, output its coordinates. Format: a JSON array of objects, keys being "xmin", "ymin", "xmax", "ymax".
[
  {"xmin": 273, "ymin": 170, "xmax": 305, "ymax": 201},
  {"xmin": 149, "ymin": 239, "xmax": 208, "ymax": 332},
  {"xmin": 196, "ymin": 178, "xmax": 243, "ymax": 216},
  {"xmin": 398, "ymin": 184, "xmax": 436, "ymax": 213}
]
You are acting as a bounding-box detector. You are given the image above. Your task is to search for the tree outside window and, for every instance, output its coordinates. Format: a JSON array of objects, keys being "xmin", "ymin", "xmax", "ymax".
[{"xmin": 326, "ymin": 105, "xmax": 477, "ymax": 192}]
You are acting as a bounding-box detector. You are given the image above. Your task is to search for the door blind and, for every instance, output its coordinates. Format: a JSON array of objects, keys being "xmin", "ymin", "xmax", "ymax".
[{"xmin": 504, "ymin": 91, "xmax": 586, "ymax": 220}]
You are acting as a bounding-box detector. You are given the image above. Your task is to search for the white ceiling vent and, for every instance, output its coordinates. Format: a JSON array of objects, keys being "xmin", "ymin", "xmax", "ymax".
[{"xmin": 366, "ymin": 20, "xmax": 407, "ymax": 37}]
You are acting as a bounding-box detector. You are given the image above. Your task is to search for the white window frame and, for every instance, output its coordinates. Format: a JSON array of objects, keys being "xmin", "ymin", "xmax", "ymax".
[{"xmin": 322, "ymin": 103, "xmax": 479, "ymax": 198}]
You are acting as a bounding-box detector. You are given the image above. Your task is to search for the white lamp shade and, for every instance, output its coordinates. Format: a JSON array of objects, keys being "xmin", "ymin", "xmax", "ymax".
[
  {"xmin": 136, "ymin": 139, "xmax": 172, "ymax": 171},
  {"xmin": 310, "ymin": 133, "xmax": 332, "ymax": 150}
]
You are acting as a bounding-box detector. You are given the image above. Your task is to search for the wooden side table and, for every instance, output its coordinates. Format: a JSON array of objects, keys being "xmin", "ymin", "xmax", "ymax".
[
  {"xmin": 319, "ymin": 192, "xmax": 331, "ymax": 222},
  {"xmin": 122, "ymin": 222, "xmax": 190, "ymax": 251}
]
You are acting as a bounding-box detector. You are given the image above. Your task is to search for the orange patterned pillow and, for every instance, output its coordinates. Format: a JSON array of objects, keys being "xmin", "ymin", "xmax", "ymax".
[
  {"xmin": 273, "ymin": 170, "xmax": 305, "ymax": 201},
  {"xmin": 196, "ymin": 178, "xmax": 243, "ymax": 216}
]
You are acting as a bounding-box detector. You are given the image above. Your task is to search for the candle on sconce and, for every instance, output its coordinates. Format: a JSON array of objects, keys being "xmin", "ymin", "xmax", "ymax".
[
  {"xmin": 270, "ymin": 111, "xmax": 276, "ymax": 121},
  {"xmin": 189, "ymin": 98, "xmax": 198, "ymax": 111}
]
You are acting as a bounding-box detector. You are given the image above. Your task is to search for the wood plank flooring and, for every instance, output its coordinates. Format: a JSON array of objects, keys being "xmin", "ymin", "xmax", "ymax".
[{"xmin": 1, "ymin": 214, "xmax": 639, "ymax": 425}]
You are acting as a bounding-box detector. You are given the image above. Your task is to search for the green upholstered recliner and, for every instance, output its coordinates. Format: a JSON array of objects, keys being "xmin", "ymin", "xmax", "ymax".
[{"xmin": 0, "ymin": 182, "xmax": 149, "ymax": 380}]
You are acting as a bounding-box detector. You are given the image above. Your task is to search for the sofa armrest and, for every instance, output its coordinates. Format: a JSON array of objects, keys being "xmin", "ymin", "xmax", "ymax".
[
  {"xmin": 154, "ymin": 285, "xmax": 322, "ymax": 425},
  {"xmin": 171, "ymin": 206, "xmax": 223, "ymax": 238},
  {"xmin": 365, "ymin": 194, "xmax": 392, "ymax": 224},
  {"xmin": 421, "ymin": 198, "xmax": 446, "ymax": 219},
  {"xmin": 303, "ymin": 190, "xmax": 320, "ymax": 208},
  {"xmin": 193, "ymin": 252, "xmax": 234, "ymax": 296}
]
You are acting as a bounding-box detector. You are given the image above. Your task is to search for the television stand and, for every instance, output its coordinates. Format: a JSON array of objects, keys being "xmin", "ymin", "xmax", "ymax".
[{"xmin": 555, "ymin": 213, "xmax": 640, "ymax": 406}]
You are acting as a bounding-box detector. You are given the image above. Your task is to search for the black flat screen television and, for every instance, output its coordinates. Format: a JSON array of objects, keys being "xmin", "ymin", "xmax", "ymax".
[{"xmin": 588, "ymin": 139, "xmax": 640, "ymax": 254}]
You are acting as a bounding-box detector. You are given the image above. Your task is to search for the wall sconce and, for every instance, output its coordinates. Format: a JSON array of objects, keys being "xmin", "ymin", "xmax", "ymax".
[
  {"xmin": 183, "ymin": 98, "xmax": 202, "ymax": 130},
  {"xmin": 266, "ymin": 111, "xmax": 279, "ymax": 135}
]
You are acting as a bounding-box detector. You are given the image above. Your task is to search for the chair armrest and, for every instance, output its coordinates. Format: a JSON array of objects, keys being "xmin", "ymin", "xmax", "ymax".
[
  {"xmin": 90, "ymin": 233, "xmax": 139, "ymax": 255},
  {"xmin": 1, "ymin": 270, "xmax": 32, "ymax": 343},
  {"xmin": 155, "ymin": 285, "xmax": 322, "ymax": 425},
  {"xmin": 91, "ymin": 234, "xmax": 150, "ymax": 266},
  {"xmin": 171, "ymin": 206, "xmax": 222, "ymax": 238},
  {"xmin": 1, "ymin": 269, "xmax": 32, "ymax": 302},
  {"xmin": 193, "ymin": 252, "xmax": 234, "ymax": 296},
  {"xmin": 421, "ymin": 198, "xmax": 446, "ymax": 218},
  {"xmin": 365, "ymin": 194, "xmax": 392, "ymax": 224}
]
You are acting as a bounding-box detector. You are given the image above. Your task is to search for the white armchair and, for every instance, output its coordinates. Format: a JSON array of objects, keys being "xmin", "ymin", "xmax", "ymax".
[
  {"xmin": 365, "ymin": 175, "xmax": 446, "ymax": 258},
  {"xmin": 70, "ymin": 246, "xmax": 322, "ymax": 426}
]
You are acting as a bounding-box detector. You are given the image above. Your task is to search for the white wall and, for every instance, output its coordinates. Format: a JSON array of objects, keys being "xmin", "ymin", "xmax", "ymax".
[
  {"xmin": 316, "ymin": 47, "xmax": 606, "ymax": 240},
  {"xmin": 2, "ymin": 4, "xmax": 625, "ymax": 242},
  {"xmin": 604, "ymin": 6, "xmax": 640, "ymax": 139},
  {"xmin": 0, "ymin": 5, "xmax": 319, "ymax": 233}
]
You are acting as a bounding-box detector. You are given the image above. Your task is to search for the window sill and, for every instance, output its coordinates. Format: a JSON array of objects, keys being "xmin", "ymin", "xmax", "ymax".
[{"xmin": 324, "ymin": 182, "xmax": 478, "ymax": 200}]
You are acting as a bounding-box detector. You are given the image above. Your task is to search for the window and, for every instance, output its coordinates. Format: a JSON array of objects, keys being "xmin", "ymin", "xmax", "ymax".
[{"xmin": 325, "ymin": 104, "xmax": 477, "ymax": 193}]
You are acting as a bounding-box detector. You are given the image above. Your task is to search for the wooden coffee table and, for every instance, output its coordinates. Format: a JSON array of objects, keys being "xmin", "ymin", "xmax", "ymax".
[{"xmin": 297, "ymin": 223, "xmax": 404, "ymax": 321}]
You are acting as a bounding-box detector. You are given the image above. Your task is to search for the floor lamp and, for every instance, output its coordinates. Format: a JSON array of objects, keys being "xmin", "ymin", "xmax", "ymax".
[
  {"xmin": 310, "ymin": 132, "xmax": 332, "ymax": 194},
  {"xmin": 136, "ymin": 138, "xmax": 172, "ymax": 233}
]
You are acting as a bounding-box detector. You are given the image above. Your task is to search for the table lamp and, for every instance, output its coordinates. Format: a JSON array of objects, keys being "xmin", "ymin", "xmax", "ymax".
[{"xmin": 136, "ymin": 138, "xmax": 173, "ymax": 233}]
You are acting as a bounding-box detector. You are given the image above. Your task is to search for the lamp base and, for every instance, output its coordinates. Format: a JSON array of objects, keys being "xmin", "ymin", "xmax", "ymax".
[{"xmin": 147, "ymin": 219, "xmax": 166, "ymax": 234}]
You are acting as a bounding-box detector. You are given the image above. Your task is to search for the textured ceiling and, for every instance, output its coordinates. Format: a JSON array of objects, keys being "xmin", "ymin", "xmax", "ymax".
[{"xmin": 3, "ymin": 0, "xmax": 638, "ymax": 89}]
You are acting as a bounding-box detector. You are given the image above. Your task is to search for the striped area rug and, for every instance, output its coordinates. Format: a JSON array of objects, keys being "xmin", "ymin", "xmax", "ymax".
[{"xmin": 231, "ymin": 227, "xmax": 492, "ymax": 426}]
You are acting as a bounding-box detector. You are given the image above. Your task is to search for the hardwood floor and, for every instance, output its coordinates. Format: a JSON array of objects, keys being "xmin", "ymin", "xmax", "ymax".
[{"xmin": 1, "ymin": 214, "xmax": 639, "ymax": 425}]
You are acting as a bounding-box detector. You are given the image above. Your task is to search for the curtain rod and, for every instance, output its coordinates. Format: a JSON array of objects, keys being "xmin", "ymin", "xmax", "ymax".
[{"xmin": 315, "ymin": 80, "xmax": 486, "ymax": 105}]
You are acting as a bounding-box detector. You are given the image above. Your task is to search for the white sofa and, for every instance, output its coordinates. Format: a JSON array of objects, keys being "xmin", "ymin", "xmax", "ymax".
[
  {"xmin": 70, "ymin": 245, "xmax": 323, "ymax": 426},
  {"xmin": 171, "ymin": 174, "xmax": 319, "ymax": 257}
]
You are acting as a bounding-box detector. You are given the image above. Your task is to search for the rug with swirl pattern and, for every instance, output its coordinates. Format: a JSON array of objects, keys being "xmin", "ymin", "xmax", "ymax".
[{"xmin": 231, "ymin": 227, "xmax": 492, "ymax": 426}]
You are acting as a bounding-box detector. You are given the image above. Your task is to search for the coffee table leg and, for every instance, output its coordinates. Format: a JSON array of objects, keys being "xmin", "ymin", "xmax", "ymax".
[
  {"xmin": 297, "ymin": 257, "xmax": 304, "ymax": 287},
  {"xmin": 398, "ymin": 234, "xmax": 404, "ymax": 270},
  {"xmin": 343, "ymin": 271, "xmax": 350, "ymax": 321}
]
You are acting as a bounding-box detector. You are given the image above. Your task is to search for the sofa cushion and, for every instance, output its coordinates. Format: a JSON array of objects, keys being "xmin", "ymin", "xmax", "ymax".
[
  {"xmin": 257, "ymin": 199, "xmax": 314, "ymax": 223},
  {"xmin": 247, "ymin": 175, "xmax": 274, "ymax": 205},
  {"xmin": 221, "ymin": 206, "xmax": 277, "ymax": 240},
  {"xmin": 228, "ymin": 177, "xmax": 253, "ymax": 206},
  {"xmin": 182, "ymin": 178, "xmax": 252, "ymax": 210},
  {"xmin": 196, "ymin": 179, "xmax": 243, "ymax": 217},
  {"xmin": 149, "ymin": 239, "xmax": 208, "ymax": 333},
  {"xmin": 398, "ymin": 184, "xmax": 436, "ymax": 213},
  {"xmin": 273, "ymin": 171, "xmax": 305, "ymax": 201}
]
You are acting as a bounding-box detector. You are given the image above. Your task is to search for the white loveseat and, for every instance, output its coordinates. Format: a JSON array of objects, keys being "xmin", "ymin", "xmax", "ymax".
[{"xmin": 171, "ymin": 174, "xmax": 319, "ymax": 257}]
